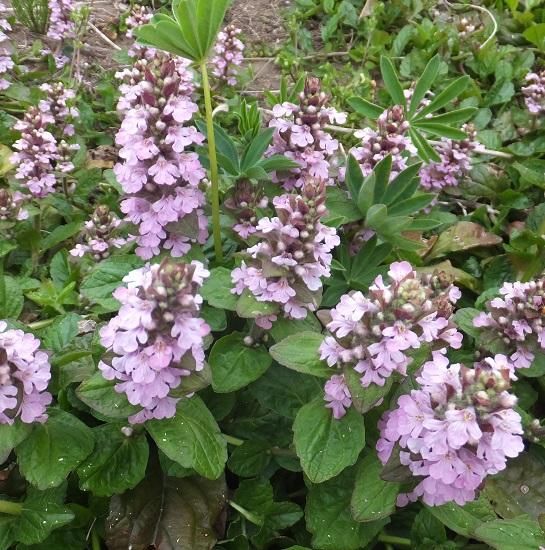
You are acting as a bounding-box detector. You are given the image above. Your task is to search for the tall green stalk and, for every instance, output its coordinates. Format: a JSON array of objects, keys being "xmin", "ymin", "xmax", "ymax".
[{"xmin": 200, "ymin": 62, "xmax": 223, "ymax": 263}]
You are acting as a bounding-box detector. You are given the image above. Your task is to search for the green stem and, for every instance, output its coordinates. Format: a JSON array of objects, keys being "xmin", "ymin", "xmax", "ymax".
[
  {"xmin": 91, "ymin": 527, "xmax": 101, "ymax": 550},
  {"xmin": 223, "ymin": 434, "xmax": 244, "ymax": 446},
  {"xmin": 28, "ymin": 318, "xmax": 56, "ymax": 330},
  {"xmin": 200, "ymin": 62, "xmax": 223, "ymax": 263},
  {"xmin": 378, "ymin": 534, "xmax": 411, "ymax": 547},
  {"xmin": 228, "ymin": 501, "xmax": 263, "ymax": 526},
  {"xmin": 0, "ymin": 500, "xmax": 23, "ymax": 516}
]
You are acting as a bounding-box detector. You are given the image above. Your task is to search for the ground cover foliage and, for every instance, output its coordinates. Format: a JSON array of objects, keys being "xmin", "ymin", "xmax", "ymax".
[{"xmin": 0, "ymin": 0, "xmax": 545, "ymax": 548}]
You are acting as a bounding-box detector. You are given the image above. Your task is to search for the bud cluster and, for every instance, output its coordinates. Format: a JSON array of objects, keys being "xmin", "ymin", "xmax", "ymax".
[
  {"xmin": 320, "ymin": 262, "xmax": 462, "ymax": 418},
  {"xmin": 522, "ymin": 70, "xmax": 545, "ymax": 115},
  {"xmin": 0, "ymin": 188, "xmax": 29, "ymax": 235},
  {"xmin": 0, "ymin": 2, "xmax": 13, "ymax": 91},
  {"xmin": 211, "ymin": 24, "xmax": 245, "ymax": 86},
  {"xmin": 70, "ymin": 205, "xmax": 134, "ymax": 260},
  {"xmin": 0, "ymin": 321, "xmax": 52, "ymax": 424},
  {"xmin": 473, "ymin": 279, "xmax": 545, "ymax": 372},
  {"xmin": 419, "ymin": 124, "xmax": 483, "ymax": 191},
  {"xmin": 99, "ymin": 260, "xmax": 211, "ymax": 424},
  {"xmin": 125, "ymin": 4, "xmax": 153, "ymax": 39},
  {"xmin": 350, "ymin": 106, "xmax": 415, "ymax": 179},
  {"xmin": 224, "ymin": 180, "xmax": 268, "ymax": 239},
  {"xmin": 377, "ymin": 351, "xmax": 524, "ymax": 507},
  {"xmin": 47, "ymin": 0, "xmax": 76, "ymax": 41},
  {"xmin": 11, "ymin": 83, "xmax": 79, "ymax": 198},
  {"xmin": 266, "ymin": 77, "xmax": 346, "ymax": 190},
  {"xmin": 114, "ymin": 48, "xmax": 207, "ymax": 260},
  {"xmin": 232, "ymin": 180, "xmax": 340, "ymax": 328}
]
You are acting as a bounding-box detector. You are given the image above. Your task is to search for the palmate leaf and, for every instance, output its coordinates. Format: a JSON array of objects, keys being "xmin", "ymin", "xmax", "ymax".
[
  {"xmin": 409, "ymin": 54, "xmax": 441, "ymax": 115},
  {"xmin": 136, "ymin": 0, "xmax": 231, "ymax": 63},
  {"xmin": 380, "ymin": 56, "xmax": 406, "ymax": 106},
  {"xmin": 416, "ymin": 75, "xmax": 472, "ymax": 118}
]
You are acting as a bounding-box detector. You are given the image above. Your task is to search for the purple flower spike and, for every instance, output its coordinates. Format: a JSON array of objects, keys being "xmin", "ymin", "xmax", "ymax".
[
  {"xmin": 523, "ymin": 70, "xmax": 545, "ymax": 115},
  {"xmin": 99, "ymin": 260, "xmax": 211, "ymax": 424},
  {"xmin": 0, "ymin": 322, "xmax": 52, "ymax": 425},
  {"xmin": 211, "ymin": 25, "xmax": 245, "ymax": 86},
  {"xmin": 319, "ymin": 262, "xmax": 462, "ymax": 415},
  {"xmin": 377, "ymin": 352, "xmax": 524, "ymax": 507},
  {"xmin": 232, "ymin": 179, "xmax": 340, "ymax": 326},
  {"xmin": 266, "ymin": 77, "xmax": 346, "ymax": 190},
  {"xmin": 114, "ymin": 48, "xmax": 208, "ymax": 260}
]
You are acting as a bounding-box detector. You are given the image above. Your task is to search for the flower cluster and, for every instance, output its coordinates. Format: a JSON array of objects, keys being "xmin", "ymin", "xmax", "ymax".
[
  {"xmin": 70, "ymin": 205, "xmax": 133, "ymax": 260},
  {"xmin": 211, "ymin": 25, "xmax": 245, "ymax": 86},
  {"xmin": 320, "ymin": 262, "xmax": 462, "ymax": 418},
  {"xmin": 11, "ymin": 83, "xmax": 79, "ymax": 198},
  {"xmin": 0, "ymin": 2, "xmax": 13, "ymax": 91},
  {"xmin": 98, "ymin": 260, "xmax": 210, "ymax": 424},
  {"xmin": 350, "ymin": 105, "xmax": 415, "ymax": 179},
  {"xmin": 47, "ymin": 0, "xmax": 76, "ymax": 41},
  {"xmin": 125, "ymin": 4, "xmax": 153, "ymax": 39},
  {"xmin": 0, "ymin": 322, "xmax": 52, "ymax": 425},
  {"xmin": 224, "ymin": 180, "xmax": 268, "ymax": 239},
  {"xmin": 419, "ymin": 124, "xmax": 483, "ymax": 191},
  {"xmin": 114, "ymin": 48, "xmax": 208, "ymax": 260},
  {"xmin": 232, "ymin": 180, "xmax": 339, "ymax": 328},
  {"xmin": 522, "ymin": 70, "xmax": 545, "ymax": 115},
  {"xmin": 473, "ymin": 279, "xmax": 545, "ymax": 372},
  {"xmin": 0, "ymin": 188, "xmax": 28, "ymax": 230},
  {"xmin": 266, "ymin": 77, "xmax": 346, "ymax": 190},
  {"xmin": 377, "ymin": 352, "xmax": 524, "ymax": 507}
]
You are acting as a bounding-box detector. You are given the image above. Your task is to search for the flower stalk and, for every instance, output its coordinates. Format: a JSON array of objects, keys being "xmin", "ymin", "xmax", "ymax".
[{"xmin": 200, "ymin": 61, "xmax": 223, "ymax": 262}]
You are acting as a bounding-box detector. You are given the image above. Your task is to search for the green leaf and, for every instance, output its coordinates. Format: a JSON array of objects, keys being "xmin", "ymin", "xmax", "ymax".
[
  {"xmin": 135, "ymin": 15, "xmax": 196, "ymax": 59},
  {"xmin": 241, "ymin": 128, "xmax": 274, "ymax": 171},
  {"xmin": 146, "ymin": 396, "xmax": 227, "ymax": 479},
  {"xmin": 427, "ymin": 496, "xmax": 497, "ymax": 538},
  {"xmin": 388, "ymin": 193, "xmax": 435, "ymax": 216},
  {"xmin": 474, "ymin": 517, "xmax": 545, "ymax": 550},
  {"xmin": 344, "ymin": 367, "xmax": 393, "ymax": 414},
  {"xmin": 16, "ymin": 409, "xmax": 94, "ymax": 489},
  {"xmin": 76, "ymin": 372, "xmax": 140, "ymax": 420},
  {"xmin": 372, "ymin": 155, "xmax": 392, "ymax": 203},
  {"xmin": 348, "ymin": 97, "xmax": 384, "ymax": 119},
  {"xmin": 40, "ymin": 222, "xmax": 81, "ymax": 252},
  {"xmin": 42, "ymin": 313, "xmax": 80, "ymax": 352},
  {"xmin": 454, "ymin": 308, "xmax": 482, "ymax": 339},
  {"xmin": 228, "ymin": 441, "xmax": 271, "ymax": 477},
  {"xmin": 0, "ymin": 421, "xmax": 32, "ymax": 460},
  {"xmin": 293, "ymin": 398, "xmax": 365, "ymax": 483},
  {"xmin": 269, "ymin": 314, "xmax": 321, "ymax": 341},
  {"xmin": 411, "ymin": 509, "xmax": 447, "ymax": 549},
  {"xmin": 77, "ymin": 424, "xmax": 149, "ymax": 496},
  {"xmin": 380, "ymin": 56, "xmax": 405, "ymax": 106},
  {"xmin": 257, "ymin": 155, "xmax": 300, "ymax": 172},
  {"xmin": 417, "ymin": 76, "xmax": 471, "ymax": 118},
  {"xmin": 0, "ymin": 276, "xmax": 23, "ymax": 319},
  {"xmin": 411, "ymin": 121, "xmax": 468, "ymax": 140},
  {"xmin": 80, "ymin": 255, "xmax": 143, "ymax": 304},
  {"xmin": 269, "ymin": 332, "xmax": 331, "ymax": 378},
  {"xmin": 200, "ymin": 267, "xmax": 238, "ymax": 310},
  {"xmin": 523, "ymin": 23, "xmax": 545, "ymax": 51},
  {"xmin": 236, "ymin": 289, "xmax": 279, "ymax": 318},
  {"xmin": 209, "ymin": 332, "xmax": 272, "ymax": 393},
  {"xmin": 418, "ymin": 107, "xmax": 477, "ymax": 125},
  {"xmin": 49, "ymin": 250, "xmax": 72, "ymax": 289},
  {"xmin": 324, "ymin": 186, "xmax": 362, "ymax": 226},
  {"xmin": 306, "ymin": 467, "xmax": 388, "ymax": 550},
  {"xmin": 15, "ymin": 487, "xmax": 75, "ymax": 545},
  {"xmin": 346, "ymin": 154, "xmax": 365, "ymax": 203},
  {"xmin": 106, "ymin": 469, "xmax": 227, "ymax": 550},
  {"xmin": 409, "ymin": 127, "xmax": 440, "ymax": 163},
  {"xmin": 382, "ymin": 162, "xmax": 422, "ymax": 205},
  {"xmin": 351, "ymin": 454, "xmax": 399, "ymax": 522},
  {"xmin": 410, "ymin": 55, "xmax": 440, "ymax": 115}
]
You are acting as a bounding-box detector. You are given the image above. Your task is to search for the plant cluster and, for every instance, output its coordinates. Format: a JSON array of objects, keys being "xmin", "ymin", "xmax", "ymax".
[{"xmin": 0, "ymin": 0, "xmax": 544, "ymax": 549}]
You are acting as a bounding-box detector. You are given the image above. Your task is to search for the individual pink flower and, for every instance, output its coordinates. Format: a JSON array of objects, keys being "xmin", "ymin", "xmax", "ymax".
[
  {"xmin": 232, "ymin": 180, "xmax": 339, "ymax": 325},
  {"xmin": 319, "ymin": 263, "xmax": 462, "ymax": 416},
  {"xmin": 377, "ymin": 353, "xmax": 524, "ymax": 507},
  {"xmin": 98, "ymin": 260, "xmax": 210, "ymax": 424},
  {"xmin": 324, "ymin": 374, "xmax": 352, "ymax": 419},
  {"xmin": 266, "ymin": 77, "xmax": 346, "ymax": 189},
  {"xmin": 0, "ymin": 322, "xmax": 52, "ymax": 424}
]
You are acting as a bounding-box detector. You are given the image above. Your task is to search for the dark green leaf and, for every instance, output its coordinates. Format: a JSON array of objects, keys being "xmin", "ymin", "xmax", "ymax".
[
  {"xmin": 418, "ymin": 76, "xmax": 471, "ymax": 118},
  {"xmin": 293, "ymin": 398, "xmax": 365, "ymax": 483},
  {"xmin": 209, "ymin": 332, "xmax": 272, "ymax": 392},
  {"xmin": 380, "ymin": 56, "xmax": 405, "ymax": 105},
  {"xmin": 348, "ymin": 97, "xmax": 384, "ymax": 119},
  {"xmin": 201, "ymin": 267, "xmax": 238, "ymax": 310},
  {"xmin": 410, "ymin": 55, "xmax": 440, "ymax": 115},
  {"xmin": 241, "ymin": 128, "xmax": 274, "ymax": 171}
]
